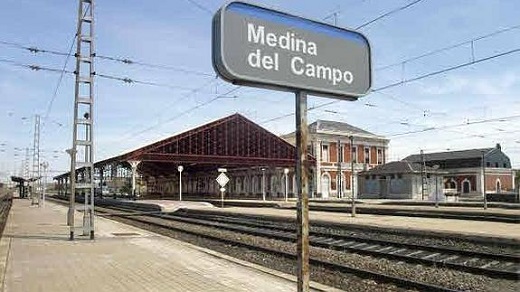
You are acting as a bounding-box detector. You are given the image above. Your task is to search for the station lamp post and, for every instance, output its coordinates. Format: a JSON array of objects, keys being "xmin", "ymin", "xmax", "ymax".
[
  {"xmin": 284, "ymin": 168, "xmax": 289, "ymax": 202},
  {"xmin": 178, "ymin": 165, "xmax": 183, "ymax": 201}
]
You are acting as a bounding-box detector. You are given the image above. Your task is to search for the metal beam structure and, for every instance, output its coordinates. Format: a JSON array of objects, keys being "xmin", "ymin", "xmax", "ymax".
[
  {"xmin": 32, "ymin": 115, "xmax": 40, "ymax": 205},
  {"xmin": 55, "ymin": 114, "xmax": 314, "ymax": 197},
  {"xmin": 94, "ymin": 114, "xmax": 306, "ymax": 176},
  {"xmin": 69, "ymin": 0, "xmax": 95, "ymax": 240}
]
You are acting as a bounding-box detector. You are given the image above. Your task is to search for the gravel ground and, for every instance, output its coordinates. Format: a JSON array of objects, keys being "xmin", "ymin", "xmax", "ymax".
[
  {"xmin": 312, "ymin": 225, "xmax": 519, "ymax": 256},
  {"xmin": 108, "ymin": 214, "xmax": 520, "ymax": 292}
]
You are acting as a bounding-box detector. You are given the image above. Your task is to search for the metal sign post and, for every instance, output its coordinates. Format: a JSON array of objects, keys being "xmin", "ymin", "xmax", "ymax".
[
  {"xmin": 284, "ymin": 168, "xmax": 289, "ymax": 202},
  {"xmin": 295, "ymin": 91, "xmax": 310, "ymax": 292},
  {"xmin": 216, "ymin": 168, "xmax": 229, "ymax": 208},
  {"xmin": 350, "ymin": 135, "xmax": 356, "ymax": 217},
  {"xmin": 178, "ymin": 165, "xmax": 184, "ymax": 201},
  {"xmin": 212, "ymin": 3, "xmax": 372, "ymax": 291}
]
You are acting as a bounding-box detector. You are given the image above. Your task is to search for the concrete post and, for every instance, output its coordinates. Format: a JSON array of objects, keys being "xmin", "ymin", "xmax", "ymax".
[{"xmin": 128, "ymin": 161, "xmax": 141, "ymax": 200}]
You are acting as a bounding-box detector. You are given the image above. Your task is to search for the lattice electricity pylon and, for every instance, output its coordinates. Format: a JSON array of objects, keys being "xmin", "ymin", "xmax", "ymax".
[
  {"xmin": 69, "ymin": 0, "xmax": 95, "ymax": 240},
  {"xmin": 24, "ymin": 147, "xmax": 30, "ymax": 179},
  {"xmin": 32, "ymin": 115, "xmax": 41, "ymax": 205}
]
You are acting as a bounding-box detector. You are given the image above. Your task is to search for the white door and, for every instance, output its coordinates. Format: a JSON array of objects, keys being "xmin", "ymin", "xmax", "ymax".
[{"xmin": 321, "ymin": 175, "xmax": 330, "ymax": 198}]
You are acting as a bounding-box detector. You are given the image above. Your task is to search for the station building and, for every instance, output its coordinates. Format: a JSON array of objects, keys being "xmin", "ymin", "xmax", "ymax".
[
  {"xmin": 55, "ymin": 114, "xmax": 303, "ymax": 200},
  {"xmin": 357, "ymin": 161, "xmax": 446, "ymax": 200},
  {"xmin": 282, "ymin": 120, "xmax": 389, "ymax": 198},
  {"xmin": 403, "ymin": 144, "xmax": 516, "ymax": 197},
  {"xmin": 54, "ymin": 114, "xmax": 390, "ymax": 200}
]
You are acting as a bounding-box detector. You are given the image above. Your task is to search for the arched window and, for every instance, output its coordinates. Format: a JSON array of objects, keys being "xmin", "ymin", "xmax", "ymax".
[{"xmin": 321, "ymin": 173, "xmax": 331, "ymax": 198}]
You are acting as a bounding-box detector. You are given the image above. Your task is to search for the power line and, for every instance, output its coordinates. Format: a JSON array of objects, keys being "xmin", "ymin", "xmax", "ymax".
[
  {"xmin": 96, "ymin": 55, "xmax": 214, "ymax": 77},
  {"xmin": 124, "ymin": 85, "xmax": 242, "ymax": 139},
  {"xmin": 260, "ymin": 46, "xmax": 520, "ymax": 125},
  {"xmin": 95, "ymin": 73, "xmax": 207, "ymax": 91},
  {"xmin": 387, "ymin": 114, "xmax": 520, "ymax": 138},
  {"xmin": 0, "ymin": 58, "xmax": 218, "ymax": 93},
  {"xmin": 0, "ymin": 40, "xmax": 214, "ymax": 77},
  {"xmin": 42, "ymin": 35, "xmax": 77, "ymax": 127},
  {"xmin": 185, "ymin": 0, "xmax": 213, "ymax": 14},
  {"xmin": 0, "ymin": 58, "xmax": 74, "ymax": 74},
  {"xmin": 377, "ymin": 23, "xmax": 520, "ymax": 71},
  {"xmin": 355, "ymin": 0, "xmax": 426, "ymax": 30},
  {"xmin": 375, "ymin": 47, "xmax": 520, "ymax": 91},
  {"xmin": 0, "ymin": 40, "xmax": 69, "ymax": 57}
]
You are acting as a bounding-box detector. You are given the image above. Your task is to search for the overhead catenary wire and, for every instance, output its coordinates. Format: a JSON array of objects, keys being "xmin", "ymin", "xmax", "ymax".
[
  {"xmin": 95, "ymin": 55, "xmax": 214, "ymax": 77},
  {"xmin": 0, "ymin": 58, "xmax": 74, "ymax": 74},
  {"xmin": 184, "ymin": 0, "xmax": 213, "ymax": 14},
  {"xmin": 260, "ymin": 46, "xmax": 520, "ymax": 125},
  {"xmin": 355, "ymin": 0, "xmax": 426, "ymax": 30},
  {"xmin": 0, "ymin": 40, "xmax": 214, "ymax": 77},
  {"xmin": 41, "ymin": 34, "xmax": 77, "ymax": 128},
  {"xmin": 376, "ymin": 23, "xmax": 520, "ymax": 71},
  {"xmin": 386, "ymin": 114, "xmax": 520, "ymax": 138},
  {"xmin": 124, "ymin": 85, "xmax": 242, "ymax": 139}
]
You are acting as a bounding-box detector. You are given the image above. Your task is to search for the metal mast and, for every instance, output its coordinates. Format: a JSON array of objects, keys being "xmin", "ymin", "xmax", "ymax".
[
  {"xmin": 32, "ymin": 115, "xmax": 41, "ymax": 205},
  {"xmin": 69, "ymin": 0, "xmax": 95, "ymax": 240}
]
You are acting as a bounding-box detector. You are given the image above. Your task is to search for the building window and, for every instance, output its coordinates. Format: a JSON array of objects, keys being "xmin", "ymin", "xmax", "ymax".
[
  {"xmin": 495, "ymin": 162, "xmax": 499, "ymax": 168},
  {"xmin": 339, "ymin": 145, "xmax": 344, "ymax": 162},
  {"xmin": 390, "ymin": 174, "xmax": 395, "ymax": 179},
  {"xmin": 365, "ymin": 175, "xmax": 369, "ymax": 180},
  {"xmin": 503, "ymin": 163, "xmax": 507, "ymax": 168},
  {"xmin": 377, "ymin": 148, "xmax": 383, "ymax": 164},
  {"xmin": 486, "ymin": 162, "xmax": 490, "ymax": 167},
  {"xmin": 397, "ymin": 174, "xmax": 402, "ymax": 179},
  {"xmin": 364, "ymin": 147, "xmax": 370, "ymax": 164},
  {"xmin": 351, "ymin": 146, "xmax": 357, "ymax": 163},
  {"xmin": 322, "ymin": 144, "xmax": 329, "ymax": 162}
]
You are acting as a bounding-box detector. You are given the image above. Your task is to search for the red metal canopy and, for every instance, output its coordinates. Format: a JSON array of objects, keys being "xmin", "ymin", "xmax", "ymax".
[{"xmin": 93, "ymin": 113, "xmax": 309, "ymax": 177}]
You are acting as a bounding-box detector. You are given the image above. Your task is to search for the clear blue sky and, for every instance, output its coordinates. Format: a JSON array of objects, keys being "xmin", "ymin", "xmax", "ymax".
[{"xmin": 1, "ymin": 0, "xmax": 519, "ymax": 180}]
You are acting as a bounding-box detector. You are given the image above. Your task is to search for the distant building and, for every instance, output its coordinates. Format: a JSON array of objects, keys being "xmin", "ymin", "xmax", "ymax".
[
  {"xmin": 403, "ymin": 144, "xmax": 515, "ymax": 197},
  {"xmin": 282, "ymin": 120, "xmax": 389, "ymax": 198},
  {"xmin": 358, "ymin": 161, "xmax": 445, "ymax": 200}
]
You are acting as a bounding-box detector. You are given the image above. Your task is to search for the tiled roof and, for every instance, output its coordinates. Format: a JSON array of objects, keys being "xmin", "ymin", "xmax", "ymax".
[
  {"xmin": 360, "ymin": 161, "xmax": 440, "ymax": 175},
  {"xmin": 309, "ymin": 120, "xmax": 379, "ymax": 137},
  {"xmin": 403, "ymin": 148, "xmax": 494, "ymax": 163}
]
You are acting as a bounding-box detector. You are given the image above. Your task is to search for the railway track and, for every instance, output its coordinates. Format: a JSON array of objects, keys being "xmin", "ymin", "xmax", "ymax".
[
  {"xmin": 47, "ymin": 198, "xmax": 519, "ymax": 290},
  {"xmin": 96, "ymin": 205, "xmax": 459, "ymax": 292},
  {"xmin": 157, "ymin": 211, "xmax": 519, "ymax": 280}
]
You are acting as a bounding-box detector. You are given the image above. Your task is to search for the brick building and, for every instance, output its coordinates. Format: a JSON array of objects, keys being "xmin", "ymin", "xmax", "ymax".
[
  {"xmin": 282, "ymin": 120, "xmax": 389, "ymax": 198},
  {"xmin": 403, "ymin": 144, "xmax": 515, "ymax": 197}
]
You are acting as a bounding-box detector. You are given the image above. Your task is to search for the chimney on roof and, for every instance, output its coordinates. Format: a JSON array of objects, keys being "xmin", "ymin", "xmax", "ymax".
[{"xmin": 496, "ymin": 143, "xmax": 501, "ymax": 150}]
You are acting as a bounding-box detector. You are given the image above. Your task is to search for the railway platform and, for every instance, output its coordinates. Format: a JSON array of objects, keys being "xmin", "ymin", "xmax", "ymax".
[
  {"xmin": 203, "ymin": 205, "xmax": 520, "ymax": 242},
  {"xmin": 134, "ymin": 199, "xmax": 518, "ymax": 242},
  {"xmin": 0, "ymin": 199, "xmax": 337, "ymax": 292}
]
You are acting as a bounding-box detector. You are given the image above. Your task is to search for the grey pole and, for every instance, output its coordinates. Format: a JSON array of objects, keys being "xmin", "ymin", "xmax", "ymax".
[
  {"xmin": 482, "ymin": 152, "xmax": 487, "ymax": 210},
  {"xmin": 435, "ymin": 174, "xmax": 439, "ymax": 208},
  {"xmin": 41, "ymin": 161, "xmax": 48, "ymax": 207},
  {"xmin": 337, "ymin": 139, "xmax": 342, "ymax": 199},
  {"xmin": 178, "ymin": 165, "xmax": 183, "ymax": 201},
  {"xmin": 350, "ymin": 135, "xmax": 356, "ymax": 217},
  {"xmin": 421, "ymin": 149, "xmax": 426, "ymax": 201},
  {"xmin": 261, "ymin": 168, "xmax": 266, "ymax": 201},
  {"xmin": 284, "ymin": 168, "xmax": 289, "ymax": 202},
  {"xmin": 295, "ymin": 91, "xmax": 309, "ymax": 292}
]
